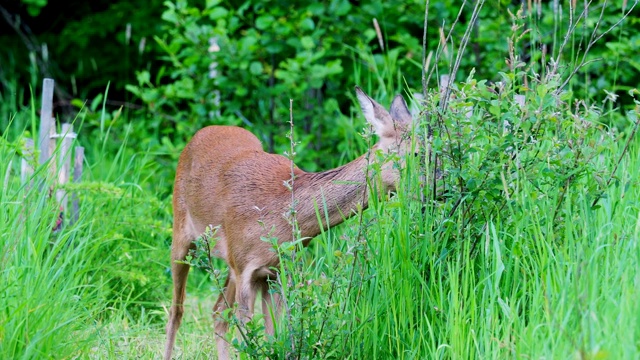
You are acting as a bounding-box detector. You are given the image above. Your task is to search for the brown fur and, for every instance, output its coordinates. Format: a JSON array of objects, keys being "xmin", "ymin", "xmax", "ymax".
[{"xmin": 164, "ymin": 87, "xmax": 414, "ymax": 360}]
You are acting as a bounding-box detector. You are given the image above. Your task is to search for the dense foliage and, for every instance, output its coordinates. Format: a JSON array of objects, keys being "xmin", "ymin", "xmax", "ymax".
[
  {"xmin": 1, "ymin": 0, "xmax": 164, "ymax": 98},
  {"xmin": 2, "ymin": 1, "xmax": 639, "ymax": 178}
]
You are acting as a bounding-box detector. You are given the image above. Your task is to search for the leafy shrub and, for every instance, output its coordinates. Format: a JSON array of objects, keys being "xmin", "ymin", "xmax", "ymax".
[
  {"xmin": 125, "ymin": 0, "xmax": 363, "ymax": 173},
  {"xmin": 120, "ymin": 1, "xmax": 639, "ymax": 192},
  {"xmin": 418, "ymin": 4, "xmax": 638, "ymax": 242}
]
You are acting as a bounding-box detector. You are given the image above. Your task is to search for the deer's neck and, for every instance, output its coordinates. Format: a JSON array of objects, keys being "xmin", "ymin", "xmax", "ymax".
[{"xmin": 293, "ymin": 153, "xmax": 373, "ymax": 238}]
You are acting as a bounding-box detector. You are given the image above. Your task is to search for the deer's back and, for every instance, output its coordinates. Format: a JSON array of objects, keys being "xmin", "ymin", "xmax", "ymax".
[{"xmin": 173, "ymin": 126, "xmax": 301, "ymax": 263}]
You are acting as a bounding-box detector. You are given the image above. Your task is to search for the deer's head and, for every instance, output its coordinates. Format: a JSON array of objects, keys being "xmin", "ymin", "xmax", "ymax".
[{"xmin": 355, "ymin": 86, "xmax": 417, "ymax": 190}]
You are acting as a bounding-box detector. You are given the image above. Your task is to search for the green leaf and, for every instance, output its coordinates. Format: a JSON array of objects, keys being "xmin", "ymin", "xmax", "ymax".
[
  {"xmin": 124, "ymin": 84, "xmax": 139, "ymax": 97},
  {"xmin": 256, "ymin": 15, "xmax": 275, "ymax": 30},
  {"xmin": 308, "ymin": 3, "xmax": 325, "ymax": 15},
  {"xmin": 300, "ymin": 36, "xmax": 315, "ymax": 50},
  {"xmin": 330, "ymin": 0, "xmax": 352, "ymax": 16},
  {"xmin": 265, "ymin": 42, "xmax": 284, "ymax": 54},
  {"xmin": 249, "ymin": 61, "xmax": 263, "ymax": 75},
  {"xmin": 235, "ymin": 87, "xmax": 248, "ymax": 96},
  {"xmin": 299, "ymin": 18, "xmax": 315, "ymax": 31},
  {"xmin": 70, "ymin": 98, "xmax": 85, "ymax": 109},
  {"xmin": 208, "ymin": 7, "xmax": 229, "ymax": 20},
  {"xmin": 205, "ymin": 0, "xmax": 221, "ymax": 8},
  {"xmin": 161, "ymin": 5, "xmax": 178, "ymax": 23},
  {"xmin": 136, "ymin": 70, "xmax": 151, "ymax": 86},
  {"xmin": 90, "ymin": 93, "xmax": 104, "ymax": 111}
]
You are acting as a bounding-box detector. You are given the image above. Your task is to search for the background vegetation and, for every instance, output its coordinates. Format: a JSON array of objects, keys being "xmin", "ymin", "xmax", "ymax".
[{"xmin": 1, "ymin": 0, "xmax": 639, "ymax": 359}]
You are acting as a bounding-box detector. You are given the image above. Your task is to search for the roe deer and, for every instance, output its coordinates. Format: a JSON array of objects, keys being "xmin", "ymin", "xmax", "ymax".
[{"xmin": 164, "ymin": 87, "xmax": 415, "ymax": 360}]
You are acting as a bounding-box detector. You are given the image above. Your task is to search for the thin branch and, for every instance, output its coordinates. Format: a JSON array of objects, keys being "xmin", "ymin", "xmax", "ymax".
[
  {"xmin": 436, "ymin": 0, "xmax": 485, "ymax": 205},
  {"xmin": 548, "ymin": 0, "xmax": 594, "ymax": 78},
  {"xmin": 591, "ymin": 113, "xmax": 640, "ymax": 208},
  {"xmin": 421, "ymin": 0, "xmax": 431, "ymax": 101},
  {"xmin": 0, "ymin": 4, "xmax": 70, "ymax": 103},
  {"xmin": 0, "ymin": 5, "xmax": 37, "ymax": 53},
  {"xmin": 556, "ymin": 0, "xmax": 638, "ymax": 92},
  {"xmin": 425, "ymin": 0, "xmax": 468, "ymax": 97},
  {"xmin": 591, "ymin": 1, "xmax": 637, "ymax": 44},
  {"xmin": 287, "ymin": 98, "xmax": 298, "ymax": 354},
  {"xmin": 440, "ymin": 0, "xmax": 485, "ymax": 111},
  {"xmin": 421, "ymin": 0, "xmax": 433, "ymax": 206}
]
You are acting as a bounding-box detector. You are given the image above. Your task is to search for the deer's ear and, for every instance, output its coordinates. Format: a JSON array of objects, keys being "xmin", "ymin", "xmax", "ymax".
[
  {"xmin": 355, "ymin": 86, "xmax": 392, "ymax": 136},
  {"xmin": 389, "ymin": 95, "xmax": 412, "ymax": 124}
]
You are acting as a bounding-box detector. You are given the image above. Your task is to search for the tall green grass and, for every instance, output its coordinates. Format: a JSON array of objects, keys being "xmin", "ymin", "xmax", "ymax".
[
  {"xmin": 0, "ymin": 168, "xmax": 100, "ymax": 358},
  {"xmin": 0, "ymin": 103, "xmax": 171, "ymax": 358},
  {"xmin": 343, "ymin": 137, "xmax": 639, "ymax": 359}
]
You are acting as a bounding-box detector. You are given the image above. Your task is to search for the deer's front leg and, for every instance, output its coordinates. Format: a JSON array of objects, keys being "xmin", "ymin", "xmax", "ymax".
[{"xmin": 214, "ymin": 271, "xmax": 236, "ymax": 360}]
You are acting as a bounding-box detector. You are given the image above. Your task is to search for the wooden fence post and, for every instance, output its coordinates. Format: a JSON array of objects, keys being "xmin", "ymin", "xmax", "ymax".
[
  {"xmin": 38, "ymin": 78, "xmax": 55, "ymax": 167},
  {"xmin": 56, "ymin": 124, "xmax": 75, "ymax": 224},
  {"xmin": 71, "ymin": 146, "xmax": 84, "ymax": 225},
  {"xmin": 22, "ymin": 78, "xmax": 86, "ymax": 229},
  {"xmin": 38, "ymin": 78, "xmax": 58, "ymax": 188}
]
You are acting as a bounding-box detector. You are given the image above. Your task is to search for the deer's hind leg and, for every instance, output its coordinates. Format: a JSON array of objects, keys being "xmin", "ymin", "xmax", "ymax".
[
  {"xmin": 164, "ymin": 233, "xmax": 194, "ymax": 360},
  {"xmin": 214, "ymin": 271, "xmax": 237, "ymax": 360}
]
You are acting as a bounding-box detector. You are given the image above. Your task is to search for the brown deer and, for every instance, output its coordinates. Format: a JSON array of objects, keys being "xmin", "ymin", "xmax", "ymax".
[{"xmin": 164, "ymin": 87, "xmax": 415, "ymax": 360}]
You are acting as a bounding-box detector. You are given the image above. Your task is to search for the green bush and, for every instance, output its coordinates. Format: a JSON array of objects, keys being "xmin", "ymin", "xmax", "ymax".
[{"xmin": 122, "ymin": 1, "xmax": 638, "ymax": 187}]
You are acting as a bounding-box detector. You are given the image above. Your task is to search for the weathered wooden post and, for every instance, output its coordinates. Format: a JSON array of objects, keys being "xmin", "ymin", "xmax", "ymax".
[
  {"xmin": 71, "ymin": 146, "xmax": 84, "ymax": 225},
  {"xmin": 38, "ymin": 77, "xmax": 58, "ymax": 194},
  {"xmin": 15, "ymin": 77, "xmax": 88, "ymax": 229},
  {"xmin": 56, "ymin": 124, "xmax": 75, "ymax": 225},
  {"xmin": 38, "ymin": 78, "xmax": 55, "ymax": 170}
]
